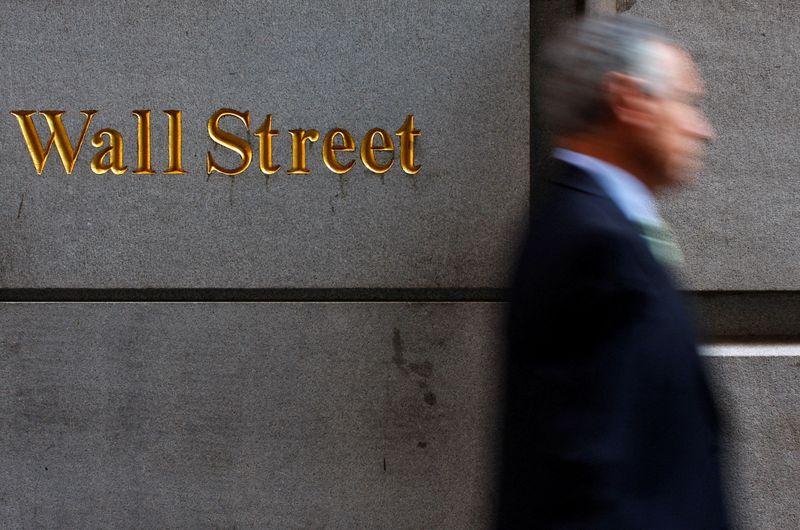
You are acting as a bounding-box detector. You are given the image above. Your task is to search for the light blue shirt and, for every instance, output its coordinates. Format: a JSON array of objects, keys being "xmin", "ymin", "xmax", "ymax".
[{"xmin": 553, "ymin": 148, "xmax": 662, "ymax": 227}]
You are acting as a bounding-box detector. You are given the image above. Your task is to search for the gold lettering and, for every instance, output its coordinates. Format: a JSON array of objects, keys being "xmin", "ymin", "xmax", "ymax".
[
  {"xmin": 395, "ymin": 114, "xmax": 421, "ymax": 174},
  {"xmin": 322, "ymin": 128, "xmax": 356, "ymax": 174},
  {"xmin": 164, "ymin": 110, "xmax": 186, "ymax": 174},
  {"xmin": 10, "ymin": 110, "xmax": 96, "ymax": 174},
  {"xmin": 132, "ymin": 110, "xmax": 154, "ymax": 174},
  {"xmin": 287, "ymin": 129, "xmax": 320, "ymax": 175},
  {"xmin": 206, "ymin": 108, "xmax": 252, "ymax": 176},
  {"xmin": 90, "ymin": 128, "xmax": 127, "ymax": 175},
  {"xmin": 360, "ymin": 128, "xmax": 394, "ymax": 174},
  {"xmin": 254, "ymin": 114, "xmax": 280, "ymax": 175}
]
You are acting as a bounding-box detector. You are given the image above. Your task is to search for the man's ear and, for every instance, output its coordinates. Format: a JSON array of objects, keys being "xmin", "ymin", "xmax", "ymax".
[{"xmin": 604, "ymin": 72, "xmax": 657, "ymax": 129}]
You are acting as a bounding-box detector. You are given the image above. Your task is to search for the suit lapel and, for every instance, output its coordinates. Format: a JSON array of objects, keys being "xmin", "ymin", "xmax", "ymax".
[
  {"xmin": 549, "ymin": 159, "xmax": 678, "ymax": 287},
  {"xmin": 548, "ymin": 160, "xmax": 608, "ymax": 198}
]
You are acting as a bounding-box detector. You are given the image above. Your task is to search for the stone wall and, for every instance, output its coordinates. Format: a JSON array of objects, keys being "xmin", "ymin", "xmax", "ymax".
[
  {"xmin": 0, "ymin": 1, "xmax": 527, "ymax": 527},
  {"xmin": 0, "ymin": 1, "xmax": 797, "ymax": 528}
]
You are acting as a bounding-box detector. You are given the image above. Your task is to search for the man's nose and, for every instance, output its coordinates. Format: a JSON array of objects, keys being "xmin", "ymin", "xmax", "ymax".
[{"xmin": 695, "ymin": 112, "xmax": 716, "ymax": 142}]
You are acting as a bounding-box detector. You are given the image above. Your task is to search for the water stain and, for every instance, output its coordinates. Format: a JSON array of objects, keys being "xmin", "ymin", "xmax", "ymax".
[
  {"xmin": 391, "ymin": 328, "xmax": 408, "ymax": 375},
  {"xmin": 391, "ymin": 328, "xmax": 436, "ymax": 407},
  {"xmin": 408, "ymin": 361, "xmax": 432, "ymax": 378},
  {"xmin": 423, "ymin": 391, "xmax": 437, "ymax": 406}
]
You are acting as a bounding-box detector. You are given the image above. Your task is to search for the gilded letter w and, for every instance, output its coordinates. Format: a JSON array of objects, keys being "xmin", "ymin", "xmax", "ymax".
[{"xmin": 10, "ymin": 110, "xmax": 96, "ymax": 174}]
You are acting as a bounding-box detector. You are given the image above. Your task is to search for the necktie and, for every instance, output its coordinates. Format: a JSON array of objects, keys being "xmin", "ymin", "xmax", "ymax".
[{"xmin": 638, "ymin": 221, "xmax": 684, "ymax": 268}]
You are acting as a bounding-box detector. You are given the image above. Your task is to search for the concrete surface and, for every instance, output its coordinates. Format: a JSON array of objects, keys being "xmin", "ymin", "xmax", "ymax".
[
  {"xmin": 0, "ymin": 302, "xmax": 797, "ymax": 528},
  {"xmin": 0, "ymin": 0, "xmax": 529, "ymax": 289},
  {"xmin": 0, "ymin": 302, "xmax": 504, "ymax": 529},
  {"xmin": 706, "ymin": 352, "xmax": 800, "ymax": 530}
]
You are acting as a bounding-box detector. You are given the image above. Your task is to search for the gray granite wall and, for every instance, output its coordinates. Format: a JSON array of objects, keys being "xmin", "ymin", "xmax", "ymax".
[
  {"xmin": 0, "ymin": 1, "xmax": 797, "ymax": 528},
  {"xmin": 0, "ymin": 1, "xmax": 528, "ymax": 527},
  {"xmin": 0, "ymin": 303, "xmax": 504, "ymax": 529},
  {"xmin": 0, "ymin": 0, "xmax": 529, "ymax": 289},
  {"xmin": 1, "ymin": 304, "xmax": 798, "ymax": 529}
]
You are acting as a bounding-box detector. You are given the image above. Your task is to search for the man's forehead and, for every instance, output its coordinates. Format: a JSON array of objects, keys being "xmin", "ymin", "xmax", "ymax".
[{"xmin": 658, "ymin": 42, "xmax": 705, "ymax": 95}]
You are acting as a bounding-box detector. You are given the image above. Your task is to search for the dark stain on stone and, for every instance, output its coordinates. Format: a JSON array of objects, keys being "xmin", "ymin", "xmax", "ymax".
[
  {"xmin": 417, "ymin": 441, "xmax": 427, "ymax": 449},
  {"xmin": 391, "ymin": 328, "xmax": 439, "ymax": 408},
  {"xmin": 3, "ymin": 342, "xmax": 21, "ymax": 354},
  {"xmin": 392, "ymin": 328, "xmax": 403, "ymax": 359},
  {"xmin": 391, "ymin": 328, "xmax": 408, "ymax": 375},
  {"xmin": 408, "ymin": 360, "xmax": 433, "ymax": 378}
]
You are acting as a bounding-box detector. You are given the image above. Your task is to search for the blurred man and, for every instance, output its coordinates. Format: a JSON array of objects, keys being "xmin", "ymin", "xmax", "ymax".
[{"xmin": 498, "ymin": 15, "xmax": 728, "ymax": 529}]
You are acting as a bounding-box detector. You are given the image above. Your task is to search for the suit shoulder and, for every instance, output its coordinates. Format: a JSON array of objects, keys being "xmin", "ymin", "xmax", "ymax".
[
  {"xmin": 530, "ymin": 183, "xmax": 635, "ymax": 244},
  {"xmin": 513, "ymin": 182, "xmax": 655, "ymax": 296}
]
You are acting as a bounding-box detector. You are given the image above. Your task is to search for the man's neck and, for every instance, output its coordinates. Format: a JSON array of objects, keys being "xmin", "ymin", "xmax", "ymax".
[{"xmin": 556, "ymin": 135, "xmax": 658, "ymax": 193}]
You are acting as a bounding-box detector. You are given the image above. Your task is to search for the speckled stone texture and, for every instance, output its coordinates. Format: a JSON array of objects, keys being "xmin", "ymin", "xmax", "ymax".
[
  {"xmin": 628, "ymin": 0, "xmax": 800, "ymax": 290},
  {"xmin": 0, "ymin": 303, "xmax": 504, "ymax": 529},
  {"xmin": 706, "ymin": 354, "xmax": 800, "ymax": 530},
  {"xmin": 0, "ymin": 0, "xmax": 529, "ymax": 289},
  {"xmin": 1, "ymin": 304, "xmax": 798, "ymax": 528}
]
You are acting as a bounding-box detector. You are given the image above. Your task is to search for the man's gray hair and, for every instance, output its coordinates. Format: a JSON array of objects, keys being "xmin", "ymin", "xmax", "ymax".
[{"xmin": 538, "ymin": 15, "xmax": 676, "ymax": 137}]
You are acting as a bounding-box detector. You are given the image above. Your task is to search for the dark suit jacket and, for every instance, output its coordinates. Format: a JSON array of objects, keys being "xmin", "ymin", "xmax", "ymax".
[{"xmin": 497, "ymin": 160, "xmax": 728, "ymax": 529}]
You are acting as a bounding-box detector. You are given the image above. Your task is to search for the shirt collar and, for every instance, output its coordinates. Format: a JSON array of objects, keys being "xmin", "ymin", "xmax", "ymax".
[{"xmin": 553, "ymin": 147, "xmax": 662, "ymax": 226}]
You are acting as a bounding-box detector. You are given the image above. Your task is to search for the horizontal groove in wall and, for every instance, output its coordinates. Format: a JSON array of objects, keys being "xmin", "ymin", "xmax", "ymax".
[
  {"xmin": 0, "ymin": 288, "xmax": 508, "ymax": 303},
  {"xmin": 0, "ymin": 289, "xmax": 797, "ymax": 338},
  {"xmin": 690, "ymin": 291, "xmax": 800, "ymax": 341}
]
